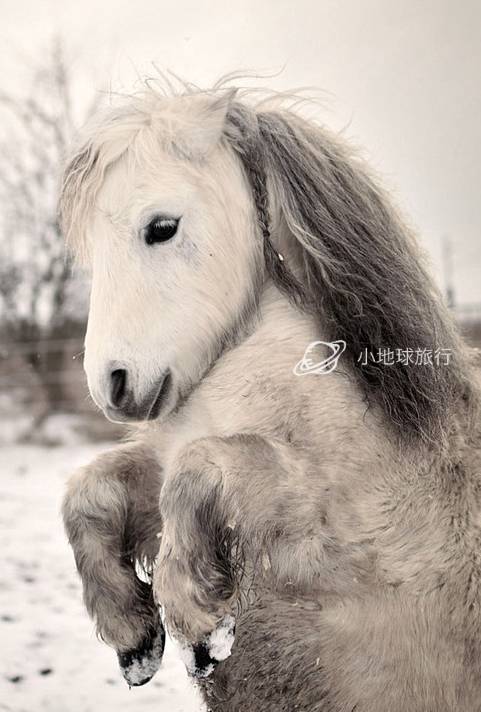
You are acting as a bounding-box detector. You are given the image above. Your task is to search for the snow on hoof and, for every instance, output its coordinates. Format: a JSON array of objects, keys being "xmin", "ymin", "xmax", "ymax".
[
  {"xmin": 117, "ymin": 624, "xmax": 166, "ymax": 687},
  {"xmin": 177, "ymin": 615, "xmax": 236, "ymax": 679}
]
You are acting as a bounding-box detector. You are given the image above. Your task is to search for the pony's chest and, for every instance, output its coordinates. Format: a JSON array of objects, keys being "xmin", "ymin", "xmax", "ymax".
[{"xmin": 153, "ymin": 370, "xmax": 289, "ymax": 479}]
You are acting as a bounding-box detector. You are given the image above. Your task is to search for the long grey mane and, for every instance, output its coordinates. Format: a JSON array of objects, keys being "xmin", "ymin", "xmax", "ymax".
[{"xmin": 224, "ymin": 102, "xmax": 475, "ymax": 445}]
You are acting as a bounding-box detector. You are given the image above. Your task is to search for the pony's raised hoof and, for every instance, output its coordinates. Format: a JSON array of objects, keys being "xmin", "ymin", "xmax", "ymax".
[
  {"xmin": 117, "ymin": 623, "xmax": 166, "ymax": 687},
  {"xmin": 178, "ymin": 615, "xmax": 236, "ymax": 679}
]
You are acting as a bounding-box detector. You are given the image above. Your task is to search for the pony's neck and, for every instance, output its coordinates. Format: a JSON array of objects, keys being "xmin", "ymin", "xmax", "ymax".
[{"xmin": 248, "ymin": 278, "xmax": 324, "ymax": 369}]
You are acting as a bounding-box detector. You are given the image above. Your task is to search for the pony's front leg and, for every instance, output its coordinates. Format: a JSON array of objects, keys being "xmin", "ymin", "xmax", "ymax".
[
  {"xmin": 154, "ymin": 434, "xmax": 329, "ymax": 650},
  {"xmin": 62, "ymin": 442, "xmax": 164, "ymax": 686}
]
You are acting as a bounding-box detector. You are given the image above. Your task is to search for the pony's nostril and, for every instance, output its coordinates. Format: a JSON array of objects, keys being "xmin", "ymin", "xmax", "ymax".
[{"xmin": 110, "ymin": 369, "xmax": 127, "ymax": 408}]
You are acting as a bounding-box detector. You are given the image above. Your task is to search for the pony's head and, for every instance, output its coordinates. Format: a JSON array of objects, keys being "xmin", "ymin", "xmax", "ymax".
[
  {"xmin": 59, "ymin": 80, "xmax": 473, "ymax": 441},
  {"xmin": 60, "ymin": 90, "xmax": 265, "ymax": 422}
]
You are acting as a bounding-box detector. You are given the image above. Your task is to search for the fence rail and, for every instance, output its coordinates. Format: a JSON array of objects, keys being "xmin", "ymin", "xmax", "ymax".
[
  {"xmin": 0, "ymin": 337, "xmax": 85, "ymax": 356},
  {"xmin": 0, "ymin": 335, "xmax": 90, "ymax": 414}
]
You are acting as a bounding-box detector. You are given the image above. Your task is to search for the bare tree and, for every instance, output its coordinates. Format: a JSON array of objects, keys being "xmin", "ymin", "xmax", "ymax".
[{"xmin": 0, "ymin": 39, "xmax": 95, "ymax": 413}]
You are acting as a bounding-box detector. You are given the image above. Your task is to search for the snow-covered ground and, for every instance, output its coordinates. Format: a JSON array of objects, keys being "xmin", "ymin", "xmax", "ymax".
[{"xmin": 0, "ymin": 443, "xmax": 205, "ymax": 712}]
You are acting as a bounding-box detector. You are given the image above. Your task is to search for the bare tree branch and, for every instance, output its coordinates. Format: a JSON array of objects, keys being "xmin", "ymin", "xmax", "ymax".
[{"xmin": 0, "ymin": 38, "xmax": 99, "ymax": 411}]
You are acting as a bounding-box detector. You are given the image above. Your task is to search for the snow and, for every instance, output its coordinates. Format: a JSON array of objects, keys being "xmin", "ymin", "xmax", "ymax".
[
  {"xmin": 176, "ymin": 640, "xmax": 213, "ymax": 680},
  {"xmin": 0, "ymin": 413, "xmax": 93, "ymax": 448},
  {"xmin": 0, "ymin": 443, "xmax": 205, "ymax": 712},
  {"xmin": 174, "ymin": 615, "xmax": 235, "ymax": 679},
  {"xmin": 207, "ymin": 616, "xmax": 236, "ymax": 662}
]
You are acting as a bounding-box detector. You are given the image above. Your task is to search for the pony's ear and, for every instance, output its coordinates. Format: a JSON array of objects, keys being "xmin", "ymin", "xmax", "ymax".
[{"xmin": 175, "ymin": 89, "xmax": 237, "ymax": 157}]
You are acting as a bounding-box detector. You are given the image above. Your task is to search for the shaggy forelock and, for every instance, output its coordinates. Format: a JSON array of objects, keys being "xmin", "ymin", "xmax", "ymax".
[
  {"xmin": 59, "ymin": 92, "xmax": 205, "ymax": 260},
  {"xmin": 59, "ymin": 75, "xmax": 476, "ymax": 445}
]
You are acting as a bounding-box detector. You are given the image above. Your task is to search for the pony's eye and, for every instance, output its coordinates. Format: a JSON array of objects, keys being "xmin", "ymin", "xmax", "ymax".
[{"xmin": 144, "ymin": 217, "xmax": 179, "ymax": 245}]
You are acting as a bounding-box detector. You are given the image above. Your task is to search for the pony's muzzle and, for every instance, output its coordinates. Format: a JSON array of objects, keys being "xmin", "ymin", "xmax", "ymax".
[{"xmin": 102, "ymin": 365, "xmax": 173, "ymax": 423}]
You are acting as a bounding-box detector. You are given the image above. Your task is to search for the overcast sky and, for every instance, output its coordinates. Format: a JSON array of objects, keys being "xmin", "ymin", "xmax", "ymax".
[{"xmin": 1, "ymin": 0, "xmax": 480, "ymax": 302}]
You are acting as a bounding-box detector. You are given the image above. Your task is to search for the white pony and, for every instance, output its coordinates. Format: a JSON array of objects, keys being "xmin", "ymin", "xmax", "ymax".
[{"xmin": 60, "ymin": 79, "xmax": 481, "ymax": 711}]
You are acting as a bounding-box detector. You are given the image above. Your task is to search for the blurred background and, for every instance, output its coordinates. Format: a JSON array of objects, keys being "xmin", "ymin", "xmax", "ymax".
[{"xmin": 0, "ymin": 1, "xmax": 479, "ymax": 711}]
